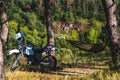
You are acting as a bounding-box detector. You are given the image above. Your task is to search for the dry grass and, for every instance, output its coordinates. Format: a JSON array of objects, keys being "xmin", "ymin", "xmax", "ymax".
[
  {"xmin": 6, "ymin": 71, "xmax": 84, "ymax": 80},
  {"xmin": 6, "ymin": 68, "xmax": 120, "ymax": 80}
]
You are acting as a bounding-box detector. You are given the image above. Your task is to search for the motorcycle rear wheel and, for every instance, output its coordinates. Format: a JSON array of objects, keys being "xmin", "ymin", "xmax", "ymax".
[{"xmin": 41, "ymin": 56, "xmax": 57, "ymax": 71}]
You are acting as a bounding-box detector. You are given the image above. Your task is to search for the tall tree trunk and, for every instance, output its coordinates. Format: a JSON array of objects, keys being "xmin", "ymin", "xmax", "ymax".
[
  {"xmin": 102, "ymin": 0, "xmax": 120, "ymax": 68},
  {"xmin": 44, "ymin": 0, "xmax": 55, "ymax": 55},
  {"xmin": 74, "ymin": 0, "xmax": 79, "ymax": 15},
  {"xmin": 38, "ymin": 0, "xmax": 44, "ymax": 15},
  {"xmin": 0, "ymin": 40, "xmax": 4, "ymax": 80},
  {"xmin": 65, "ymin": 0, "xmax": 70, "ymax": 11},
  {"xmin": 0, "ymin": 1, "xmax": 8, "ymax": 79}
]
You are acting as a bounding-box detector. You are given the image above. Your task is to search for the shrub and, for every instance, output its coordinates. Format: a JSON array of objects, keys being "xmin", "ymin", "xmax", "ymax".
[
  {"xmin": 87, "ymin": 19, "xmax": 104, "ymax": 43},
  {"xmin": 56, "ymin": 48, "xmax": 74, "ymax": 65},
  {"xmin": 69, "ymin": 30, "xmax": 79, "ymax": 41}
]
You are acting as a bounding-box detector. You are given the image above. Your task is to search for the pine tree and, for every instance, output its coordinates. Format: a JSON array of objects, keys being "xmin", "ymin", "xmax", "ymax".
[
  {"xmin": 102, "ymin": 0, "xmax": 120, "ymax": 68},
  {"xmin": 0, "ymin": 1, "xmax": 8, "ymax": 80},
  {"xmin": 44, "ymin": 0, "xmax": 55, "ymax": 55}
]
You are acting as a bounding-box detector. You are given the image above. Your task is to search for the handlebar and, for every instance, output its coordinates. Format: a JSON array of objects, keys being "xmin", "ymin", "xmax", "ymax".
[{"xmin": 43, "ymin": 46, "xmax": 58, "ymax": 53}]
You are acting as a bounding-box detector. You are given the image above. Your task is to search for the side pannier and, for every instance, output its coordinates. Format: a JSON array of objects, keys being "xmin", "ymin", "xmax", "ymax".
[{"xmin": 24, "ymin": 46, "xmax": 34, "ymax": 55}]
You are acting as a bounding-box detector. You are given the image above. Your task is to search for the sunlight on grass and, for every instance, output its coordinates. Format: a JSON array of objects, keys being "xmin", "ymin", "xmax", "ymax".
[
  {"xmin": 6, "ymin": 71, "xmax": 83, "ymax": 80},
  {"xmin": 6, "ymin": 69, "xmax": 120, "ymax": 80}
]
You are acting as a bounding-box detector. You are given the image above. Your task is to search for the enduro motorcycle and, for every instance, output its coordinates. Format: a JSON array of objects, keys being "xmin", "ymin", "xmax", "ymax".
[{"xmin": 8, "ymin": 45, "xmax": 58, "ymax": 72}]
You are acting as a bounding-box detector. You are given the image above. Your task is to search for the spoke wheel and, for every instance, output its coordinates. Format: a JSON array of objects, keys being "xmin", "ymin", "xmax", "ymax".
[
  {"xmin": 10, "ymin": 54, "xmax": 21, "ymax": 72},
  {"xmin": 41, "ymin": 56, "xmax": 57, "ymax": 71}
]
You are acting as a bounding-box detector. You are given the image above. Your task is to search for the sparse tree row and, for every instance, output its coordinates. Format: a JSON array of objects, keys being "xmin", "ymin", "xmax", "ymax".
[
  {"xmin": 53, "ymin": 0, "xmax": 105, "ymax": 20},
  {"xmin": 38, "ymin": 0, "xmax": 105, "ymax": 21}
]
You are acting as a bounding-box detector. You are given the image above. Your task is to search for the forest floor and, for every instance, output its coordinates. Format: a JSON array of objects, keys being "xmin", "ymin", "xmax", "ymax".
[
  {"xmin": 6, "ymin": 65, "xmax": 105, "ymax": 80},
  {"xmin": 50, "ymin": 67, "xmax": 99, "ymax": 75},
  {"xmin": 6, "ymin": 52, "xmax": 120, "ymax": 80},
  {"xmin": 6, "ymin": 67, "xmax": 100, "ymax": 80},
  {"xmin": 6, "ymin": 60, "xmax": 120, "ymax": 80}
]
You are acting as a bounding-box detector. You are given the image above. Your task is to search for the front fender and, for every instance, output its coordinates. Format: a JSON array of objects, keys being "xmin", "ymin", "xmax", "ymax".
[{"xmin": 8, "ymin": 49, "xmax": 20, "ymax": 55}]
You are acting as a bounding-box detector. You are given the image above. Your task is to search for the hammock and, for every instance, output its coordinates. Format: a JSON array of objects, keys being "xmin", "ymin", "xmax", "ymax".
[{"xmin": 67, "ymin": 40, "xmax": 108, "ymax": 52}]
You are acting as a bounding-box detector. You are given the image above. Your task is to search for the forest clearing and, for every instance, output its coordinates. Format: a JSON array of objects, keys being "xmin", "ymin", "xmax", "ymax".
[
  {"xmin": 6, "ymin": 51, "xmax": 120, "ymax": 80},
  {"xmin": 6, "ymin": 59, "xmax": 120, "ymax": 80},
  {"xmin": 0, "ymin": 0, "xmax": 120, "ymax": 80}
]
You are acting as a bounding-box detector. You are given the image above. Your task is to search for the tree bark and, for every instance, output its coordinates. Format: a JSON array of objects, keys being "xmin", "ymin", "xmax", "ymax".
[
  {"xmin": 102, "ymin": 0, "xmax": 120, "ymax": 68},
  {"xmin": 0, "ymin": 1, "xmax": 8, "ymax": 79},
  {"xmin": 0, "ymin": 40, "xmax": 4, "ymax": 80},
  {"xmin": 0, "ymin": 1, "xmax": 8, "ymax": 44},
  {"xmin": 44, "ymin": 0, "xmax": 55, "ymax": 55}
]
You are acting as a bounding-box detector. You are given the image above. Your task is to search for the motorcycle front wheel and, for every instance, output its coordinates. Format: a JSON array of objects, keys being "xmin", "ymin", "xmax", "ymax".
[{"xmin": 10, "ymin": 53, "xmax": 21, "ymax": 72}]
